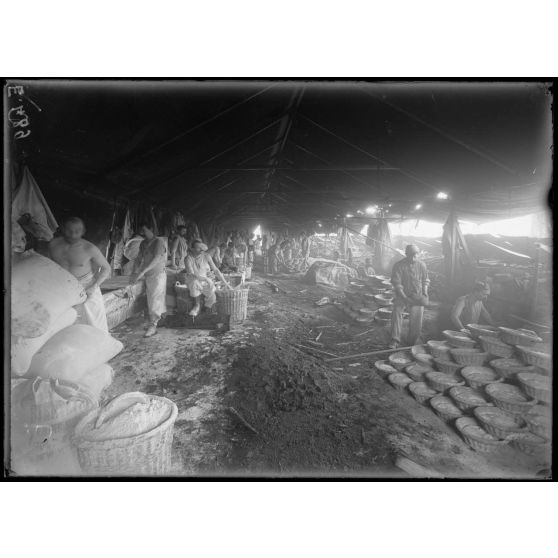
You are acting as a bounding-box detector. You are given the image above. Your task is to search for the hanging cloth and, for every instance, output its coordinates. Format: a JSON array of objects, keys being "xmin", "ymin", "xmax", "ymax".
[
  {"xmin": 12, "ymin": 167, "xmax": 58, "ymax": 241},
  {"xmin": 442, "ymin": 211, "xmax": 473, "ymax": 287}
]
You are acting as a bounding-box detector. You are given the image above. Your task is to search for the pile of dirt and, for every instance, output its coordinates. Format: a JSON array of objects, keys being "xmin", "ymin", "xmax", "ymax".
[
  {"xmin": 227, "ymin": 330, "xmax": 334, "ymax": 414},
  {"xmin": 223, "ymin": 328, "xmax": 399, "ymax": 474}
]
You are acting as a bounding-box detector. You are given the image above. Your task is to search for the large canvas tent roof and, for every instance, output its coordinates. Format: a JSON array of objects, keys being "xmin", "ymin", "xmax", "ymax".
[{"xmin": 10, "ymin": 80, "xmax": 553, "ymax": 228}]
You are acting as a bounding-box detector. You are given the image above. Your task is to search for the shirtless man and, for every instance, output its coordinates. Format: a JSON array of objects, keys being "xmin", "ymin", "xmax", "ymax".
[{"xmin": 48, "ymin": 216, "xmax": 111, "ymax": 332}]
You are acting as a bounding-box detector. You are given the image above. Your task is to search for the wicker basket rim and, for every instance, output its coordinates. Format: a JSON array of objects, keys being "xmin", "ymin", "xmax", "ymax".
[
  {"xmin": 73, "ymin": 397, "xmax": 178, "ymax": 449},
  {"xmin": 485, "ymin": 383, "xmax": 537, "ymax": 404},
  {"xmin": 455, "ymin": 417, "xmax": 504, "ymax": 443},
  {"xmin": 473, "ymin": 406, "xmax": 527, "ymax": 431}
]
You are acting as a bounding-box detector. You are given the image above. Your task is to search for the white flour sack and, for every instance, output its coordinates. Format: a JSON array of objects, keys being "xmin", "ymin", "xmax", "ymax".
[
  {"xmin": 11, "ymin": 252, "xmax": 86, "ymax": 338},
  {"xmin": 77, "ymin": 364, "xmax": 115, "ymax": 400},
  {"xmin": 11, "ymin": 307, "xmax": 78, "ymax": 377},
  {"xmin": 27, "ymin": 325, "xmax": 124, "ymax": 383}
]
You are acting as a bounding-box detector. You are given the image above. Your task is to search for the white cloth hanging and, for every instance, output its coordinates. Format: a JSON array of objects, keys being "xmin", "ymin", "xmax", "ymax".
[{"xmin": 12, "ymin": 167, "xmax": 58, "ymax": 241}]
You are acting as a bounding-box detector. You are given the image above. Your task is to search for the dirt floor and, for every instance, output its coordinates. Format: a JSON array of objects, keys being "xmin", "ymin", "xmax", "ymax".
[
  {"xmin": 11, "ymin": 270, "xmax": 551, "ymax": 477},
  {"xmin": 102, "ymin": 271, "xmax": 550, "ymax": 478}
]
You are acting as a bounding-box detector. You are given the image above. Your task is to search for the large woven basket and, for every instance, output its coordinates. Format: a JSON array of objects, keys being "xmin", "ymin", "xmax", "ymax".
[
  {"xmin": 450, "ymin": 348, "xmax": 488, "ymax": 366},
  {"xmin": 515, "ymin": 345, "xmax": 552, "ymax": 371},
  {"xmin": 489, "ymin": 358, "xmax": 536, "ymax": 380},
  {"xmin": 498, "ymin": 327, "xmax": 542, "ymax": 347},
  {"xmin": 73, "ymin": 395, "xmax": 178, "ymax": 476},
  {"xmin": 442, "ymin": 330, "xmax": 477, "ymax": 349},
  {"xmin": 216, "ymin": 287, "xmax": 249, "ymax": 323},
  {"xmin": 449, "ymin": 386, "xmax": 492, "ymax": 413},
  {"xmin": 461, "ymin": 366, "xmax": 503, "ymax": 390},
  {"xmin": 465, "ymin": 324, "xmax": 500, "ymax": 339},
  {"xmin": 485, "ymin": 383, "xmax": 538, "ymax": 415},
  {"xmin": 473, "ymin": 406, "xmax": 527, "ymax": 440},
  {"xmin": 479, "ymin": 335, "xmax": 514, "ymax": 358},
  {"xmin": 455, "ymin": 417, "xmax": 509, "ymax": 452}
]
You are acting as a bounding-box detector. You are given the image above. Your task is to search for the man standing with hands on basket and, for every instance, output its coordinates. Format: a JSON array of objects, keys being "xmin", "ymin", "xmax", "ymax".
[{"xmin": 389, "ymin": 244, "xmax": 430, "ymax": 349}]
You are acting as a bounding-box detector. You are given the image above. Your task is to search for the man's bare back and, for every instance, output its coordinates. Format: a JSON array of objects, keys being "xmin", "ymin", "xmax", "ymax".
[{"xmin": 49, "ymin": 237, "xmax": 100, "ymax": 279}]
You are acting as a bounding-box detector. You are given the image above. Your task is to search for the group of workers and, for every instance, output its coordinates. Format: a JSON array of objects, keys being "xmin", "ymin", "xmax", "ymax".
[
  {"xmin": 43, "ymin": 217, "xmax": 495, "ymax": 347},
  {"xmin": 265, "ymin": 231, "xmax": 312, "ymax": 274},
  {"xmin": 387, "ymin": 244, "xmax": 494, "ymax": 348}
]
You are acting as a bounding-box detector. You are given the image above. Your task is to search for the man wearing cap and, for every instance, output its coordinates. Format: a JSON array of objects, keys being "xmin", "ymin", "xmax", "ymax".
[
  {"xmin": 389, "ymin": 244, "xmax": 430, "ymax": 348},
  {"xmin": 450, "ymin": 281, "xmax": 495, "ymax": 332},
  {"xmin": 184, "ymin": 238, "xmax": 232, "ymax": 317}
]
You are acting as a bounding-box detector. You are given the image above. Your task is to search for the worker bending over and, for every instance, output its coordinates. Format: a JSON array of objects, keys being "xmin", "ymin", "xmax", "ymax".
[
  {"xmin": 49, "ymin": 216, "xmax": 111, "ymax": 332},
  {"xmin": 450, "ymin": 281, "xmax": 495, "ymax": 331},
  {"xmin": 130, "ymin": 223, "xmax": 167, "ymax": 337},
  {"xmin": 389, "ymin": 244, "xmax": 430, "ymax": 348},
  {"xmin": 184, "ymin": 239, "xmax": 232, "ymax": 317}
]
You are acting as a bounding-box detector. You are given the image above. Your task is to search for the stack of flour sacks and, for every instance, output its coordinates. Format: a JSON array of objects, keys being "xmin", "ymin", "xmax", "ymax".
[{"xmin": 11, "ymin": 251, "xmax": 124, "ymax": 453}]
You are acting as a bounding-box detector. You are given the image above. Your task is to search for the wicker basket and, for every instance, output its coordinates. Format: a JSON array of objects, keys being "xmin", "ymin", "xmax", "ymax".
[
  {"xmin": 455, "ymin": 417, "xmax": 509, "ymax": 452},
  {"xmin": 485, "ymin": 383, "xmax": 538, "ymax": 415},
  {"xmin": 449, "ymin": 386, "xmax": 492, "ymax": 413},
  {"xmin": 430, "ymin": 395, "xmax": 464, "ymax": 421},
  {"xmin": 388, "ymin": 352, "xmax": 413, "ymax": 371},
  {"xmin": 408, "ymin": 382, "xmax": 437, "ymax": 405},
  {"xmin": 498, "ymin": 327, "xmax": 542, "ymax": 347},
  {"xmin": 374, "ymin": 316, "xmax": 391, "ymax": 326},
  {"xmin": 442, "ymin": 330, "xmax": 477, "ymax": 349},
  {"xmin": 461, "ymin": 366, "xmax": 503, "ymax": 390},
  {"xmin": 489, "ymin": 358, "xmax": 536, "ymax": 380},
  {"xmin": 374, "ymin": 360, "xmax": 398, "ymax": 378},
  {"xmin": 524, "ymin": 406, "xmax": 552, "ymax": 440},
  {"xmin": 426, "ymin": 371, "xmax": 465, "ymax": 393},
  {"xmin": 427, "ymin": 340, "xmax": 453, "ymax": 361},
  {"xmin": 73, "ymin": 395, "xmax": 178, "ymax": 476},
  {"xmin": 515, "ymin": 345, "xmax": 552, "ymax": 371},
  {"xmin": 479, "ymin": 336, "xmax": 514, "ymax": 358},
  {"xmin": 511, "ymin": 433, "xmax": 549, "ymax": 456},
  {"xmin": 465, "ymin": 324, "xmax": 500, "ymax": 339},
  {"xmin": 388, "ymin": 372, "xmax": 413, "ymax": 392},
  {"xmin": 433, "ymin": 358, "xmax": 463, "ymax": 375},
  {"xmin": 405, "ymin": 363, "xmax": 433, "ymax": 382},
  {"xmin": 473, "ymin": 406, "xmax": 527, "ymax": 440},
  {"xmin": 517, "ymin": 372, "xmax": 551, "ymax": 404},
  {"xmin": 450, "ymin": 348, "xmax": 488, "ymax": 366},
  {"xmin": 216, "ymin": 287, "xmax": 249, "ymax": 323}
]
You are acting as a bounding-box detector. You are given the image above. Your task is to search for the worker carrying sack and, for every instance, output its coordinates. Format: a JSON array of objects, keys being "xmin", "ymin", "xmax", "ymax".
[
  {"xmin": 11, "ymin": 307, "xmax": 78, "ymax": 377},
  {"xmin": 11, "ymin": 251, "xmax": 86, "ymax": 339},
  {"xmin": 27, "ymin": 324, "xmax": 123, "ymax": 383}
]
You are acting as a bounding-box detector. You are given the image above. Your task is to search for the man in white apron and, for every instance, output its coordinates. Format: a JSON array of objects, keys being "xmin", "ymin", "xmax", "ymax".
[
  {"xmin": 48, "ymin": 217, "xmax": 110, "ymax": 332},
  {"xmin": 129, "ymin": 223, "xmax": 168, "ymax": 337}
]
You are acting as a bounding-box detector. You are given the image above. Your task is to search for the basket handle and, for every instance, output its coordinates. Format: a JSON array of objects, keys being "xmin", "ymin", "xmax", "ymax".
[{"xmin": 94, "ymin": 392, "xmax": 149, "ymax": 429}]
